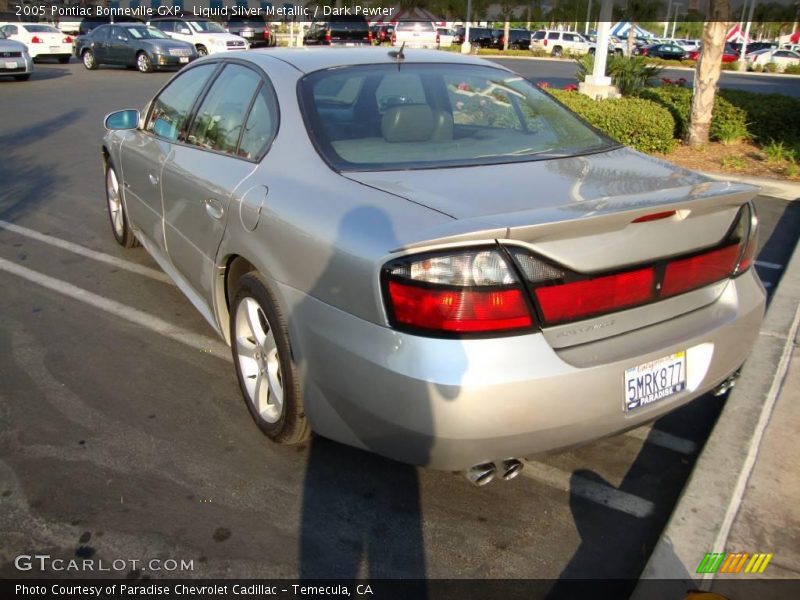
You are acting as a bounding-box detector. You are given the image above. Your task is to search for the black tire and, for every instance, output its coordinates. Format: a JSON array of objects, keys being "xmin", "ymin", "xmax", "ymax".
[
  {"xmin": 13, "ymin": 74, "xmax": 31, "ymax": 81},
  {"xmin": 105, "ymin": 162, "xmax": 138, "ymax": 248},
  {"xmin": 82, "ymin": 49, "xmax": 98, "ymax": 70},
  {"xmin": 552, "ymin": 46, "xmax": 563, "ymax": 57},
  {"xmin": 196, "ymin": 45, "xmax": 208, "ymax": 56},
  {"xmin": 136, "ymin": 51, "xmax": 153, "ymax": 73},
  {"xmin": 230, "ymin": 272, "xmax": 310, "ymax": 445}
]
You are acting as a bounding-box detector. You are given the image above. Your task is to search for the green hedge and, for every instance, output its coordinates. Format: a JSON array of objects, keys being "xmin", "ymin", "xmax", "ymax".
[
  {"xmin": 638, "ymin": 86, "xmax": 800, "ymax": 146},
  {"xmin": 548, "ymin": 89, "xmax": 677, "ymax": 154}
]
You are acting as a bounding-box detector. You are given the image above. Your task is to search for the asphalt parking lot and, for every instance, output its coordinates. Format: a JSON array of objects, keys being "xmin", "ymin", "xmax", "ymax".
[{"xmin": 0, "ymin": 59, "xmax": 798, "ymax": 587}]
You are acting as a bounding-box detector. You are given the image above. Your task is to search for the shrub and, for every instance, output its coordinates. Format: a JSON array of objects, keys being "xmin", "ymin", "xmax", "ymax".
[
  {"xmin": 548, "ymin": 89, "xmax": 676, "ymax": 154},
  {"xmin": 764, "ymin": 62, "xmax": 778, "ymax": 73},
  {"xmin": 719, "ymin": 89, "xmax": 800, "ymax": 146},
  {"xmin": 576, "ymin": 54, "xmax": 663, "ymax": 96},
  {"xmin": 637, "ymin": 86, "xmax": 748, "ymax": 144},
  {"xmin": 721, "ymin": 155, "xmax": 747, "ymax": 171},
  {"xmin": 762, "ymin": 140, "xmax": 796, "ymax": 164},
  {"xmin": 784, "ymin": 63, "xmax": 800, "ymax": 75}
]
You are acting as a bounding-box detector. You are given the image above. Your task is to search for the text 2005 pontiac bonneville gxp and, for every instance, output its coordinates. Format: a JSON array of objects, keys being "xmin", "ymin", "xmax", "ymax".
[{"xmin": 101, "ymin": 48, "xmax": 765, "ymax": 485}]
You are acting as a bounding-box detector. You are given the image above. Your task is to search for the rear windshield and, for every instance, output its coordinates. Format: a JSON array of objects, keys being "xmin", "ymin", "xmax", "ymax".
[
  {"xmin": 299, "ymin": 64, "xmax": 614, "ymax": 171},
  {"xmin": 396, "ymin": 22, "xmax": 435, "ymax": 32}
]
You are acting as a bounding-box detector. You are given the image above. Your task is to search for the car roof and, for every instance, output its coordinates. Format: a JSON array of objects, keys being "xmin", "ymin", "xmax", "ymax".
[{"xmin": 242, "ymin": 47, "xmax": 500, "ymax": 74}]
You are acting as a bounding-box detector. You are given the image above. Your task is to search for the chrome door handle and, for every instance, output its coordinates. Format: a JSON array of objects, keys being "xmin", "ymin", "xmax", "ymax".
[
  {"xmin": 148, "ymin": 174, "xmax": 159, "ymax": 186},
  {"xmin": 205, "ymin": 198, "xmax": 224, "ymax": 220}
]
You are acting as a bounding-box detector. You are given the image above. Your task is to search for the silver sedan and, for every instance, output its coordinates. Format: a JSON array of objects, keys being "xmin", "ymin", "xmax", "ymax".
[
  {"xmin": 101, "ymin": 48, "xmax": 765, "ymax": 483},
  {"xmin": 0, "ymin": 29, "xmax": 34, "ymax": 81}
]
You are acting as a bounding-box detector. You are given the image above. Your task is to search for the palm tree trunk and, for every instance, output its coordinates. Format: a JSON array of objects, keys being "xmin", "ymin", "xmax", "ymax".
[
  {"xmin": 627, "ymin": 22, "xmax": 636, "ymax": 56},
  {"xmin": 687, "ymin": 19, "xmax": 729, "ymax": 145}
]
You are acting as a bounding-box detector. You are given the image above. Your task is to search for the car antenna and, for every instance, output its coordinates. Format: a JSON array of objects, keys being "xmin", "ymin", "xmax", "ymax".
[{"xmin": 388, "ymin": 41, "xmax": 405, "ymax": 69}]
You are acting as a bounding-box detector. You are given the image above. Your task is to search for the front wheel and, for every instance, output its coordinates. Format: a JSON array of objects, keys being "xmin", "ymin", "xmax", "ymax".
[
  {"xmin": 196, "ymin": 45, "xmax": 208, "ymax": 56},
  {"xmin": 230, "ymin": 272, "xmax": 309, "ymax": 445},
  {"xmin": 136, "ymin": 51, "xmax": 153, "ymax": 73},
  {"xmin": 82, "ymin": 49, "xmax": 98, "ymax": 70},
  {"xmin": 105, "ymin": 164, "xmax": 137, "ymax": 248}
]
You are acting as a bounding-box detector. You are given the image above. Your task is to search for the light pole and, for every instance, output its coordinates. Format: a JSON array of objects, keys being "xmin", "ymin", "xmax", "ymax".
[
  {"xmin": 671, "ymin": 4, "xmax": 682, "ymax": 39},
  {"xmin": 461, "ymin": 0, "xmax": 472, "ymax": 54},
  {"xmin": 738, "ymin": 0, "xmax": 757, "ymax": 71},
  {"xmin": 663, "ymin": 0, "xmax": 673, "ymax": 37}
]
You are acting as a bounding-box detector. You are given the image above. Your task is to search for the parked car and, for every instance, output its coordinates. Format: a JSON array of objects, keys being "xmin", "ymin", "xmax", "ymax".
[
  {"xmin": 370, "ymin": 24, "xmax": 394, "ymax": 45},
  {"xmin": 673, "ymin": 38, "xmax": 700, "ymax": 52},
  {"xmin": 436, "ymin": 27, "xmax": 455, "ymax": 47},
  {"xmin": 490, "ymin": 29, "xmax": 531, "ymax": 50},
  {"xmin": 303, "ymin": 15, "xmax": 371, "ymax": 46},
  {"xmin": 101, "ymin": 48, "xmax": 765, "ymax": 481},
  {"xmin": 635, "ymin": 42, "xmax": 686, "ymax": 60},
  {"xmin": 0, "ymin": 22, "xmax": 72, "ymax": 63},
  {"xmin": 391, "ymin": 21, "xmax": 439, "ymax": 49},
  {"xmin": 75, "ymin": 23, "xmax": 197, "ymax": 73},
  {"xmin": 452, "ymin": 26, "xmax": 494, "ymax": 47},
  {"xmin": 686, "ymin": 44, "xmax": 739, "ymax": 62},
  {"xmin": 530, "ymin": 30, "xmax": 590, "ymax": 56},
  {"xmin": 224, "ymin": 16, "xmax": 275, "ymax": 48},
  {"xmin": 746, "ymin": 48, "xmax": 800, "ymax": 71},
  {"xmin": 148, "ymin": 17, "xmax": 248, "ymax": 56},
  {"xmin": 0, "ymin": 27, "xmax": 33, "ymax": 80}
]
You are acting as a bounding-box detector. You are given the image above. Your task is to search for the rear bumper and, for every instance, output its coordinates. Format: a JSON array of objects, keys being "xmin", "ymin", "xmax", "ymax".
[{"xmin": 285, "ymin": 269, "xmax": 766, "ymax": 471}]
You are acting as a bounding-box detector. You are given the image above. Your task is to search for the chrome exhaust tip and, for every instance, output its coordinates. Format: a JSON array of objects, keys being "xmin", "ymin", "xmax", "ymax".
[
  {"xmin": 465, "ymin": 462, "xmax": 496, "ymax": 486},
  {"xmin": 499, "ymin": 458, "xmax": 524, "ymax": 481},
  {"xmin": 713, "ymin": 372, "xmax": 740, "ymax": 397}
]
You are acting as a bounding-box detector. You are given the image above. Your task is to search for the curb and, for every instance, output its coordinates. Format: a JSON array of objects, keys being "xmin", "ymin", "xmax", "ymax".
[
  {"xmin": 699, "ymin": 172, "xmax": 800, "ymax": 201},
  {"xmin": 631, "ymin": 226, "xmax": 800, "ymax": 596}
]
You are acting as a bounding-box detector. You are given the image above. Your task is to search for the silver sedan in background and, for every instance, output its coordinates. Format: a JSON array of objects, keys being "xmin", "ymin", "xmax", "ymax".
[
  {"xmin": 0, "ymin": 29, "xmax": 34, "ymax": 81},
  {"xmin": 101, "ymin": 49, "xmax": 765, "ymax": 484}
]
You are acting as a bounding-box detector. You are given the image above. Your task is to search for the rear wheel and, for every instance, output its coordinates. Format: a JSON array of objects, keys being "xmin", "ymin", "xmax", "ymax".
[
  {"xmin": 105, "ymin": 164, "xmax": 137, "ymax": 248},
  {"xmin": 230, "ymin": 272, "xmax": 309, "ymax": 445},
  {"xmin": 136, "ymin": 51, "xmax": 153, "ymax": 73},
  {"xmin": 552, "ymin": 45, "xmax": 563, "ymax": 57},
  {"xmin": 196, "ymin": 45, "xmax": 208, "ymax": 56},
  {"xmin": 82, "ymin": 49, "xmax": 97, "ymax": 70}
]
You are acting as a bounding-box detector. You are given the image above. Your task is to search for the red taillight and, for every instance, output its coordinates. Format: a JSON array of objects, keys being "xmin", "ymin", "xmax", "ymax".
[
  {"xmin": 325, "ymin": 30, "xmax": 331, "ymax": 43},
  {"xmin": 368, "ymin": 31, "xmax": 373, "ymax": 43},
  {"xmin": 64, "ymin": 36, "xmax": 73, "ymax": 43},
  {"xmin": 501, "ymin": 36, "xmax": 505, "ymax": 46},
  {"xmin": 661, "ymin": 244, "xmax": 740, "ymax": 298},
  {"xmin": 388, "ymin": 281, "xmax": 532, "ymax": 333},
  {"xmin": 543, "ymin": 38, "xmax": 548, "ymax": 46},
  {"xmin": 263, "ymin": 29, "xmax": 269, "ymax": 40},
  {"xmin": 31, "ymin": 36, "xmax": 43, "ymax": 44},
  {"xmin": 535, "ymin": 268, "xmax": 655, "ymax": 326}
]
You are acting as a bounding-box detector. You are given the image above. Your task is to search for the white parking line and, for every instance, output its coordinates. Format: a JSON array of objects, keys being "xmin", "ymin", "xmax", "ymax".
[
  {"xmin": 754, "ymin": 260, "xmax": 783, "ymax": 270},
  {"xmin": 0, "ymin": 257, "xmax": 230, "ymax": 362},
  {"xmin": 0, "ymin": 219, "xmax": 172, "ymax": 285},
  {"xmin": 521, "ymin": 460, "xmax": 654, "ymax": 518},
  {"xmin": 624, "ymin": 426, "xmax": 698, "ymax": 455}
]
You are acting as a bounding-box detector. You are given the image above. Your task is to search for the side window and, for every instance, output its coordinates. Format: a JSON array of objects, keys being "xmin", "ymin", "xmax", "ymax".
[
  {"xmin": 95, "ymin": 26, "xmax": 110, "ymax": 41},
  {"xmin": 6, "ymin": 25, "xmax": 18, "ymax": 36},
  {"xmin": 110, "ymin": 26, "xmax": 125, "ymax": 41},
  {"xmin": 532, "ymin": 31, "xmax": 545, "ymax": 40},
  {"xmin": 186, "ymin": 64, "xmax": 261, "ymax": 156},
  {"xmin": 155, "ymin": 20, "xmax": 174, "ymax": 33},
  {"xmin": 548, "ymin": 32, "xmax": 559, "ymax": 40},
  {"xmin": 147, "ymin": 63, "xmax": 216, "ymax": 142},
  {"xmin": 238, "ymin": 85, "xmax": 279, "ymax": 160},
  {"xmin": 446, "ymin": 74, "xmax": 523, "ymax": 130},
  {"xmin": 563, "ymin": 33, "xmax": 575, "ymax": 42}
]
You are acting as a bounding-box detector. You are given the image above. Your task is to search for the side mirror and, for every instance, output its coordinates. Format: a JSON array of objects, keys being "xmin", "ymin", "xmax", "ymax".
[{"xmin": 104, "ymin": 109, "xmax": 140, "ymax": 131}]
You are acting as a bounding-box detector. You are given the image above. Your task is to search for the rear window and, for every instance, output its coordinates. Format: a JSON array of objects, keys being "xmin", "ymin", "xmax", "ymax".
[
  {"xmin": 532, "ymin": 31, "xmax": 546, "ymax": 40},
  {"xmin": 299, "ymin": 64, "xmax": 614, "ymax": 171},
  {"xmin": 396, "ymin": 22, "xmax": 435, "ymax": 32}
]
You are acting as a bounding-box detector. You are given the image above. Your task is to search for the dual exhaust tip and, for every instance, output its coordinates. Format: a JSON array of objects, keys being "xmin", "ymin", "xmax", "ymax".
[{"xmin": 465, "ymin": 459, "xmax": 523, "ymax": 486}]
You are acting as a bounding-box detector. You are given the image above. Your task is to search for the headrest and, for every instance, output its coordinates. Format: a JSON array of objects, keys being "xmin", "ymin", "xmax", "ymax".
[{"xmin": 381, "ymin": 105, "xmax": 434, "ymax": 143}]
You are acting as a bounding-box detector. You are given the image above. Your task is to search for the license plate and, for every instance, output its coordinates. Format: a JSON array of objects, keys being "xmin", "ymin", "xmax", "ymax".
[
  {"xmin": 242, "ymin": 32, "xmax": 253, "ymax": 37},
  {"xmin": 4, "ymin": 61, "xmax": 17, "ymax": 69},
  {"xmin": 50, "ymin": 46, "xmax": 60, "ymax": 52},
  {"xmin": 179, "ymin": 56, "xmax": 189, "ymax": 63},
  {"xmin": 345, "ymin": 43, "xmax": 355, "ymax": 47},
  {"xmin": 624, "ymin": 351, "xmax": 686, "ymax": 412}
]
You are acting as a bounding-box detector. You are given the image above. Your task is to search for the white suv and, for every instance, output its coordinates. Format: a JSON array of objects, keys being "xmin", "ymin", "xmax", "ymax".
[
  {"xmin": 530, "ymin": 30, "xmax": 590, "ymax": 56},
  {"xmin": 148, "ymin": 17, "xmax": 248, "ymax": 56}
]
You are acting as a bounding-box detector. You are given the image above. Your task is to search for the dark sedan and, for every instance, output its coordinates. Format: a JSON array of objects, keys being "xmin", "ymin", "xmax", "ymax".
[
  {"xmin": 75, "ymin": 23, "xmax": 197, "ymax": 73},
  {"xmin": 636, "ymin": 42, "xmax": 686, "ymax": 60}
]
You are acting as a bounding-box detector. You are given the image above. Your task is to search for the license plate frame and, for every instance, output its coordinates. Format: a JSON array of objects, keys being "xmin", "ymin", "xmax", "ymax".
[
  {"xmin": 624, "ymin": 351, "xmax": 686, "ymax": 412},
  {"xmin": 4, "ymin": 61, "xmax": 18, "ymax": 69},
  {"xmin": 179, "ymin": 56, "xmax": 189, "ymax": 63}
]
